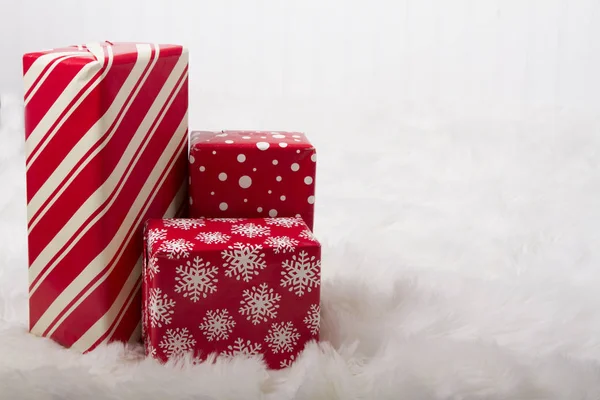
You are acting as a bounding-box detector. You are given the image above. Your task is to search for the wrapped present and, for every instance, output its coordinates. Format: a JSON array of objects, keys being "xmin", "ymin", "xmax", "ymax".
[
  {"xmin": 23, "ymin": 42, "xmax": 189, "ymax": 352},
  {"xmin": 142, "ymin": 217, "xmax": 321, "ymax": 369},
  {"xmin": 188, "ymin": 130, "xmax": 317, "ymax": 230}
]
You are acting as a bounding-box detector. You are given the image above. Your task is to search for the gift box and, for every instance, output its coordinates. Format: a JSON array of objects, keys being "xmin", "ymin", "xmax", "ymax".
[
  {"xmin": 188, "ymin": 130, "xmax": 317, "ymax": 230},
  {"xmin": 23, "ymin": 42, "xmax": 189, "ymax": 352},
  {"xmin": 142, "ymin": 217, "xmax": 321, "ymax": 369}
]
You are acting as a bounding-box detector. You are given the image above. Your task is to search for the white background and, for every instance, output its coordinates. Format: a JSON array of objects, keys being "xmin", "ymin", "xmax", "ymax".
[
  {"xmin": 1, "ymin": 0, "xmax": 599, "ymax": 131},
  {"xmin": 2, "ymin": 2, "xmax": 600, "ymax": 396}
]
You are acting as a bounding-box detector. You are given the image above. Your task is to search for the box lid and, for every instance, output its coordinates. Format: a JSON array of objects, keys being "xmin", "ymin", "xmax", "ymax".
[{"xmin": 190, "ymin": 130, "xmax": 314, "ymax": 151}]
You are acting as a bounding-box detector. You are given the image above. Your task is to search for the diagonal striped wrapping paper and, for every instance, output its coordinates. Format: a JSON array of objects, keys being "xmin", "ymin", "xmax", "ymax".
[{"xmin": 22, "ymin": 41, "xmax": 189, "ymax": 352}]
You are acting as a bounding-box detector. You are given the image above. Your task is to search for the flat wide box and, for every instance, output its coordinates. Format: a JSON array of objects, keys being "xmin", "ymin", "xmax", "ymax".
[
  {"xmin": 142, "ymin": 217, "xmax": 321, "ymax": 369},
  {"xmin": 23, "ymin": 42, "xmax": 189, "ymax": 352},
  {"xmin": 189, "ymin": 130, "xmax": 317, "ymax": 230}
]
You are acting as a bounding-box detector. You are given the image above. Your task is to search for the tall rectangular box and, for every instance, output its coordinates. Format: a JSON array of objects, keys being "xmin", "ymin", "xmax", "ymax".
[{"xmin": 23, "ymin": 42, "xmax": 189, "ymax": 352}]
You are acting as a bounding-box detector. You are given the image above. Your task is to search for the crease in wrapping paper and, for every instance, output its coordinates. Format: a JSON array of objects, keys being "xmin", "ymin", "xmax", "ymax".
[
  {"xmin": 79, "ymin": 42, "xmax": 110, "ymax": 62},
  {"xmin": 41, "ymin": 41, "xmax": 127, "ymax": 67}
]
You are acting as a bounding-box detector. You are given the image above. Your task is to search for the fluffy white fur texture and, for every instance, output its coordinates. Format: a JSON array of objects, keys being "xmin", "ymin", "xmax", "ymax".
[{"xmin": 2, "ymin": 92, "xmax": 600, "ymax": 399}]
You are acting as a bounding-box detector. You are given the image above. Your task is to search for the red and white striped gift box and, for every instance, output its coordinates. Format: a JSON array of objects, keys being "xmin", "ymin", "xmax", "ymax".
[{"xmin": 22, "ymin": 41, "xmax": 189, "ymax": 352}]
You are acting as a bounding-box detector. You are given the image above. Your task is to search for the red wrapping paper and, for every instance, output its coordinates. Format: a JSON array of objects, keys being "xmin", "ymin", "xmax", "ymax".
[
  {"xmin": 188, "ymin": 130, "xmax": 317, "ymax": 230},
  {"xmin": 142, "ymin": 217, "xmax": 321, "ymax": 369},
  {"xmin": 22, "ymin": 42, "xmax": 189, "ymax": 352}
]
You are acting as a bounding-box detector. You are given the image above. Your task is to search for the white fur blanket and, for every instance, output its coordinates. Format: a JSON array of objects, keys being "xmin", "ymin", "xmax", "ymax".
[{"xmin": 1, "ymin": 92, "xmax": 600, "ymax": 399}]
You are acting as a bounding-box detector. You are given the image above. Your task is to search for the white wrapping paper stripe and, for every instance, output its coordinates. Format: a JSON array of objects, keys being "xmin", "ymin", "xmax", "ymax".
[
  {"xmin": 25, "ymin": 54, "xmax": 89, "ymax": 106},
  {"xmin": 28, "ymin": 51, "xmax": 187, "ymax": 292},
  {"xmin": 27, "ymin": 44, "xmax": 157, "ymax": 228},
  {"xmin": 74, "ymin": 180, "xmax": 187, "ymax": 350},
  {"xmin": 35, "ymin": 110, "xmax": 188, "ymax": 344},
  {"xmin": 83, "ymin": 42, "xmax": 108, "ymax": 62},
  {"xmin": 25, "ymin": 47, "xmax": 112, "ymax": 167},
  {"xmin": 23, "ymin": 51, "xmax": 88, "ymax": 95}
]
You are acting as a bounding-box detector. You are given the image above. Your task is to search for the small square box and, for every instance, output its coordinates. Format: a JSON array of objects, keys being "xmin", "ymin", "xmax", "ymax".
[{"xmin": 188, "ymin": 131, "xmax": 317, "ymax": 230}]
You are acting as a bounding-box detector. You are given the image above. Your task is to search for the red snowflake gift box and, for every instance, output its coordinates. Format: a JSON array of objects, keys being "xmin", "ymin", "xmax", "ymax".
[
  {"xmin": 142, "ymin": 217, "xmax": 321, "ymax": 369},
  {"xmin": 188, "ymin": 130, "xmax": 317, "ymax": 230},
  {"xmin": 22, "ymin": 42, "xmax": 189, "ymax": 352}
]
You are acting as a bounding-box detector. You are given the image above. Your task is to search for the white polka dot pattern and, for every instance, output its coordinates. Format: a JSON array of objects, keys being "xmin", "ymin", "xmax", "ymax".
[{"xmin": 189, "ymin": 130, "xmax": 317, "ymax": 229}]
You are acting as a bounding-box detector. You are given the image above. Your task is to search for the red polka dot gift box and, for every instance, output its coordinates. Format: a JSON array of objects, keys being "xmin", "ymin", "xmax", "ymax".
[
  {"xmin": 141, "ymin": 217, "xmax": 321, "ymax": 369},
  {"xmin": 188, "ymin": 130, "xmax": 317, "ymax": 230}
]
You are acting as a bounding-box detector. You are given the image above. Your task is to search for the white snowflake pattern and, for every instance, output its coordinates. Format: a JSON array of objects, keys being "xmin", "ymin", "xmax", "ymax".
[
  {"xmin": 231, "ymin": 223, "xmax": 271, "ymax": 238},
  {"xmin": 299, "ymin": 229, "xmax": 318, "ymax": 242},
  {"xmin": 210, "ymin": 218, "xmax": 246, "ymax": 223},
  {"xmin": 195, "ymin": 231, "xmax": 231, "ymax": 244},
  {"xmin": 159, "ymin": 328, "xmax": 196, "ymax": 359},
  {"xmin": 199, "ymin": 309, "xmax": 236, "ymax": 341},
  {"xmin": 264, "ymin": 217, "xmax": 303, "ymax": 228},
  {"xmin": 146, "ymin": 343, "xmax": 157, "ymax": 358},
  {"xmin": 304, "ymin": 304, "xmax": 320, "ymax": 335},
  {"xmin": 163, "ymin": 218, "xmax": 205, "ymax": 230},
  {"xmin": 264, "ymin": 321, "xmax": 300, "ymax": 354},
  {"xmin": 145, "ymin": 255, "xmax": 160, "ymax": 279},
  {"xmin": 148, "ymin": 288, "xmax": 176, "ymax": 328},
  {"xmin": 159, "ymin": 238, "xmax": 194, "ymax": 259},
  {"xmin": 239, "ymin": 283, "xmax": 281, "ymax": 325},
  {"xmin": 264, "ymin": 236, "xmax": 299, "ymax": 254},
  {"xmin": 222, "ymin": 243, "xmax": 267, "ymax": 282},
  {"xmin": 223, "ymin": 338, "xmax": 263, "ymax": 358},
  {"xmin": 280, "ymin": 354, "xmax": 296, "ymax": 368},
  {"xmin": 146, "ymin": 228, "xmax": 167, "ymax": 279},
  {"xmin": 147, "ymin": 228, "xmax": 167, "ymax": 250},
  {"xmin": 280, "ymin": 251, "xmax": 321, "ymax": 296},
  {"xmin": 174, "ymin": 256, "xmax": 218, "ymax": 301}
]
